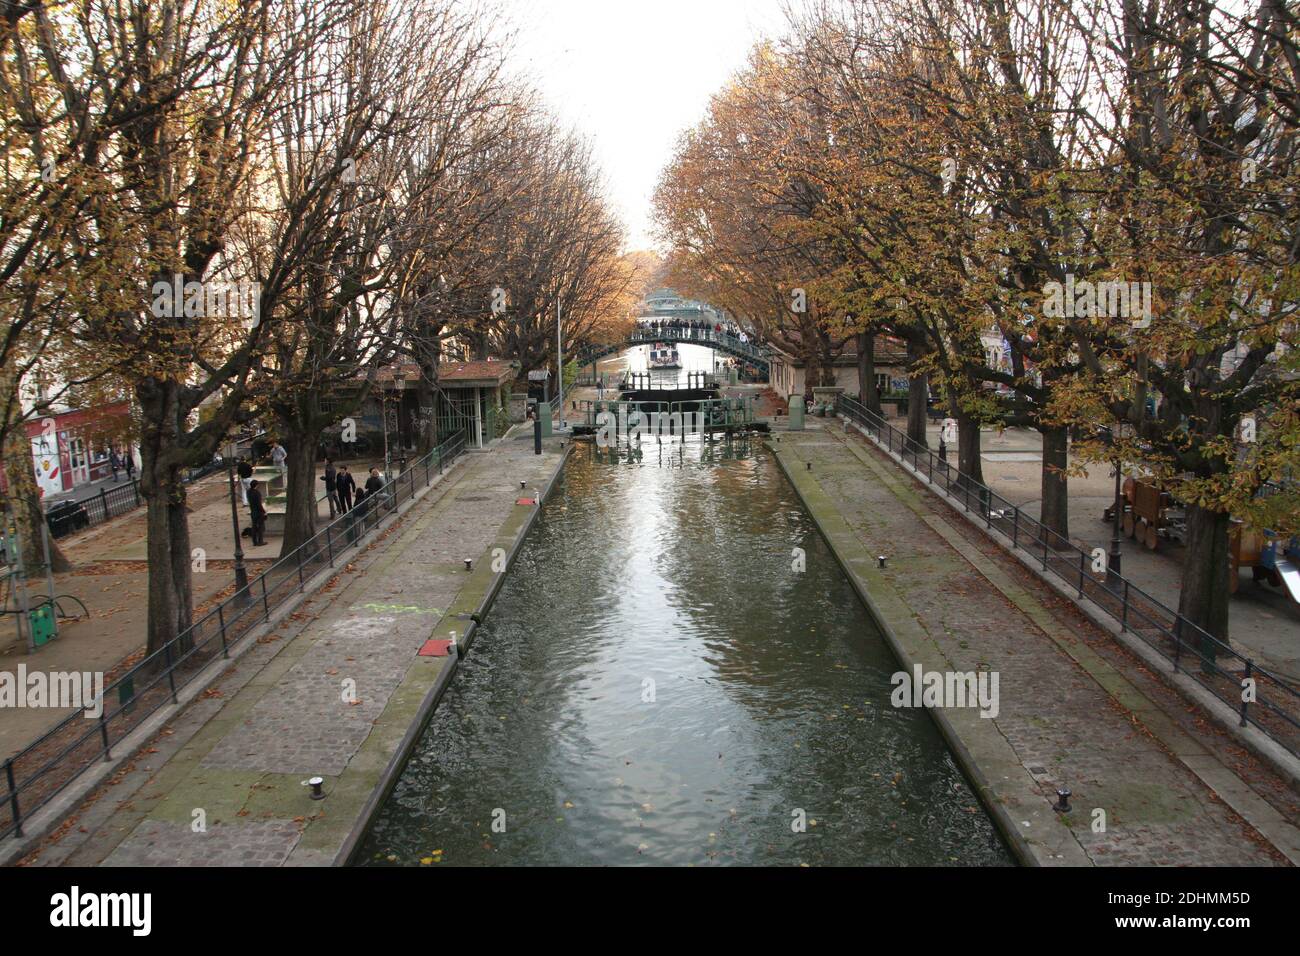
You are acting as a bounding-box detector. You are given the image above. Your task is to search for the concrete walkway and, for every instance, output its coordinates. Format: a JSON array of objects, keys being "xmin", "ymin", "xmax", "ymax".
[
  {"xmin": 16, "ymin": 432, "xmax": 568, "ymax": 867},
  {"xmin": 902, "ymin": 415, "xmax": 1300, "ymax": 680},
  {"xmin": 771, "ymin": 422, "xmax": 1298, "ymax": 866}
]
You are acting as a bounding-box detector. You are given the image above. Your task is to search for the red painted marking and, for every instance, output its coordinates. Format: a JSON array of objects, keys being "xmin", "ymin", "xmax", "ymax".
[
  {"xmin": 516, "ymin": 498, "xmax": 536, "ymax": 506},
  {"xmin": 418, "ymin": 639, "xmax": 453, "ymax": 657}
]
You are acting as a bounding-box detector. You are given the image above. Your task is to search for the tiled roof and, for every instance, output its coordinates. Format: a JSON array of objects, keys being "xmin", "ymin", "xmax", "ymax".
[
  {"xmin": 372, "ymin": 360, "xmax": 519, "ymax": 385},
  {"xmin": 767, "ymin": 335, "xmax": 908, "ymax": 367},
  {"xmin": 436, "ymin": 360, "xmax": 518, "ymax": 383}
]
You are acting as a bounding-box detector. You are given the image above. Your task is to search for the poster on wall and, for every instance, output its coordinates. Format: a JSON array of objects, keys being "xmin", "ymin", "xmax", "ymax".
[{"xmin": 31, "ymin": 435, "xmax": 62, "ymax": 498}]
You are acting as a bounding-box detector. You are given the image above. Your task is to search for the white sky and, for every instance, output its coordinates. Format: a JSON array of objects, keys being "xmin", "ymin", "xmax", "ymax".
[{"xmin": 505, "ymin": 0, "xmax": 790, "ymax": 252}]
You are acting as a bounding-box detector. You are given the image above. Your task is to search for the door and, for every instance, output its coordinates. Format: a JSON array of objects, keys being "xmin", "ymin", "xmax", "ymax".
[{"xmin": 69, "ymin": 437, "xmax": 90, "ymax": 486}]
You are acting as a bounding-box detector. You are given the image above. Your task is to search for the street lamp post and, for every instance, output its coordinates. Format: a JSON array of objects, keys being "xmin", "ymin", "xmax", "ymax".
[
  {"xmin": 1107, "ymin": 424, "xmax": 1126, "ymax": 585},
  {"xmin": 1109, "ymin": 457, "xmax": 1124, "ymax": 584},
  {"xmin": 557, "ymin": 298, "xmax": 565, "ymax": 432},
  {"xmin": 381, "ymin": 379, "xmax": 391, "ymax": 481},
  {"xmin": 225, "ymin": 441, "xmax": 250, "ymax": 606},
  {"xmin": 392, "ymin": 371, "xmax": 406, "ymax": 476}
]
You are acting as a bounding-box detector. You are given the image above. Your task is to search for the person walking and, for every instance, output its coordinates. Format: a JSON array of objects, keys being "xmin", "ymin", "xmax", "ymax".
[
  {"xmin": 247, "ymin": 479, "xmax": 267, "ymax": 546},
  {"xmin": 336, "ymin": 465, "xmax": 355, "ymax": 513},
  {"xmin": 123, "ymin": 449, "xmax": 135, "ymax": 482},
  {"xmin": 109, "ymin": 449, "xmax": 121, "ymax": 482},
  {"xmin": 320, "ymin": 458, "xmax": 338, "ymax": 518}
]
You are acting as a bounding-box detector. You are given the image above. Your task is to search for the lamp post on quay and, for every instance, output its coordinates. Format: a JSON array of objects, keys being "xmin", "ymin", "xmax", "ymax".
[
  {"xmin": 392, "ymin": 371, "xmax": 407, "ymax": 475},
  {"xmin": 1104, "ymin": 422, "xmax": 1132, "ymax": 587},
  {"xmin": 224, "ymin": 436, "xmax": 250, "ymax": 606}
]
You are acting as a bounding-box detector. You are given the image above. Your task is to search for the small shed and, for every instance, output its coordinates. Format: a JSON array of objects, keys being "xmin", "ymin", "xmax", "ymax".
[{"xmin": 435, "ymin": 360, "xmax": 519, "ymax": 449}]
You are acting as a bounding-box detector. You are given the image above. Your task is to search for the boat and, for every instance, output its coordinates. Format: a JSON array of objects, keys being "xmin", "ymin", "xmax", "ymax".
[{"xmin": 648, "ymin": 343, "xmax": 681, "ymax": 370}]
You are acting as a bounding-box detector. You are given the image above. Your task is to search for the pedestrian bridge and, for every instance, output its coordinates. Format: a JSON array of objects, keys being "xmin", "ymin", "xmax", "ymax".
[{"xmin": 576, "ymin": 326, "xmax": 769, "ymax": 374}]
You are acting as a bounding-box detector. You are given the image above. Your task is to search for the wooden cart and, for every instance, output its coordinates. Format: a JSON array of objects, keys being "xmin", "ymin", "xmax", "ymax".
[{"xmin": 1105, "ymin": 476, "xmax": 1186, "ymax": 551}]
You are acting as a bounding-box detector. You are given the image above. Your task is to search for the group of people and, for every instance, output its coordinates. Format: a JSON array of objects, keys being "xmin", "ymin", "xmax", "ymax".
[
  {"xmin": 320, "ymin": 459, "xmax": 387, "ymax": 520},
  {"xmin": 107, "ymin": 448, "xmax": 136, "ymax": 482},
  {"xmin": 225, "ymin": 439, "xmax": 393, "ymax": 549},
  {"xmin": 637, "ymin": 317, "xmax": 748, "ymax": 343}
]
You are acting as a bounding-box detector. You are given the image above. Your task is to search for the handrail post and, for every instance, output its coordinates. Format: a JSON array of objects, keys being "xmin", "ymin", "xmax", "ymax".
[
  {"xmin": 1077, "ymin": 550, "xmax": 1086, "ymax": 597},
  {"xmin": 261, "ymin": 575, "xmax": 270, "ymax": 620},
  {"xmin": 218, "ymin": 604, "xmax": 229, "ymax": 658},
  {"xmin": 1011, "ymin": 507, "xmax": 1020, "ymax": 546},
  {"xmin": 164, "ymin": 643, "xmax": 178, "ymax": 703},
  {"xmin": 1121, "ymin": 580, "xmax": 1129, "ymax": 632},
  {"xmin": 326, "ymin": 524, "xmax": 334, "ymax": 567},
  {"xmin": 5, "ymin": 758, "xmax": 21, "ymax": 837},
  {"xmin": 100, "ymin": 710, "xmax": 112, "ymax": 760}
]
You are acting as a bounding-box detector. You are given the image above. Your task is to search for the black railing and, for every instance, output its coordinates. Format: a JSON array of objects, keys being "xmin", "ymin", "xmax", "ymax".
[
  {"xmin": 1, "ymin": 430, "xmax": 467, "ymax": 841},
  {"xmin": 835, "ymin": 394, "xmax": 1300, "ymax": 759},
  {"xmin": 41, "ymin": 459, "xmax": 226, "ymax": 540}
]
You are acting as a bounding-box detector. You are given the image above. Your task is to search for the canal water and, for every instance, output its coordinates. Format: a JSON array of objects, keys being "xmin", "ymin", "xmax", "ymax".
[{"xmin": 358, "ymin": 439, "xmax": 1012, "ymax": 866}]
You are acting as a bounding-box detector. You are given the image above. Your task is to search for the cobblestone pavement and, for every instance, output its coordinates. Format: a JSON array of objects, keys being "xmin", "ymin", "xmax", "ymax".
[
  {"xmin": 774, "ymin": 424, "xmax": 1296, "ymax": 866},
  {"xmin": 20, "ymin": 432, "xmax": 567, "ymax": 867}
]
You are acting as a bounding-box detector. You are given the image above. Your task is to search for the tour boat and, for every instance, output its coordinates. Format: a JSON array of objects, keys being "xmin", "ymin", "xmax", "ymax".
[{"xmin": 648, "ymin": 343, "xmax": 681, "ymax": 370}]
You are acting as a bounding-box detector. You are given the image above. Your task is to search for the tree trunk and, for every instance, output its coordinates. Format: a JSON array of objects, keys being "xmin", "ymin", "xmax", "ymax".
[
  {"xmin": 956, "ymin": 408, "xmax": 984, "ymax": 485},
  {"xmin": 905, "ymin": 337, "xmax": 928, "ymax": 447},
  {"xmin": 1039, "ymin": 426, "xmax": 1070, "ymax": 544},
  {"xmin": 415, "ymin": 375, "xmax": 438, "ymax": 456},
  {"xmin": 906, "ymin": 376, "xmax": 928, "ymax": 448},
  {"xmin": 2, "ymin": 421, "xmax": 72, "ymax": 573},
  {"xmin": 801, "ymin": 341, "xmax": 822, "ymax": 398},
  {"xmin": 856, "ymin": 332, "xmax": 880, "ymax": 415},
  {"xmin": 279, "ymin": 429, "xmax": 322, "ymax": 557},
  {"xmin": 1177, "ymin": 503, "xmax": 1232, "ymax": 670},
  {"xmin": 137, "ymin": 379, "xmax": 194, "ymax": 656}
]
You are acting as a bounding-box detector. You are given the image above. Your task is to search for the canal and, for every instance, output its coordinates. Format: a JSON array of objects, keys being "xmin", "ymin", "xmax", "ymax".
[{"xmin": 358, "ymin": 438, "xmax": 1012, "ymax": 866}]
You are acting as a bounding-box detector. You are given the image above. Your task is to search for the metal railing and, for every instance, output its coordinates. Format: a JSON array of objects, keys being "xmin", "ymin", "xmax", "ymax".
[
  {"xmin": 40, "ymin": 459, "xmax": 226, "ymax": 540},
  {"xmin": 1, "ymin": 430, "xmax": 467, "ymax": 841},
  {"xmin": 835, "ymin": 394, "xmax": 1300, "ymax": 758}
]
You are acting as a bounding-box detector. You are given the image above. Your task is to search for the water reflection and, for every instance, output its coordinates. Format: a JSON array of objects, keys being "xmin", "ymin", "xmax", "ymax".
[{"xmin": 358, "ymin": 440, "xmax": 1011, "ymax": 866}]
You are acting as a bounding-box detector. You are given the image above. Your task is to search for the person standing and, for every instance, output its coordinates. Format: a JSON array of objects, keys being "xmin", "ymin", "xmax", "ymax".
[
  {"xmin": 336, "ymin": 465, "xmax": 355, "ymax": 513},
  {"xmin": 247, "ymin": 479, "xmax": 267, "ymax": 546},
  {"xmin": 109, "ymin": 449, "xmax": 121, "ymax": 482},
  {"xmin": 364, "ymin": 467, "xmax": 385, "ymax": 498},
  {"xmin": 237, "ymin": 457, "xmax": 253, "ymax": 506},
  {"xmin": 320, "ymin": 458, "xmax": 338, "ymax": 518},
  {"xmin": 269, "ymin": 439, "xmax": 287, "ymax": 479},
  {"xmin": 124, "ymin": 449, "xmax": 136, "ymax": 482}
]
